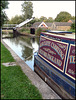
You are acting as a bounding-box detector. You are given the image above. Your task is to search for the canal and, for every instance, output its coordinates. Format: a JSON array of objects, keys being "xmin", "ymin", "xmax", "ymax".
[{"xmin": 2, "ymin": 32, "xmax": 40, "ymax": 71}]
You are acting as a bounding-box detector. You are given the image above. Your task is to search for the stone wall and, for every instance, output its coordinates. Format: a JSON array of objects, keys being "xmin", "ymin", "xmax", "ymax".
[
  {"xmin": 49, "ymin": 26, "xmax": 71, "ymax": 31},
  {"xmin": 56, "ymin": 26, "xmax": 71, "ymax": 31}
]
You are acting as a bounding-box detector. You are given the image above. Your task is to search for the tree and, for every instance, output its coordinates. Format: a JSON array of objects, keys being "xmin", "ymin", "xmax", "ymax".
[
  {"xmin": 34, "ymin": 17, "xmax": 40, "ymax": 22},
  {"xmin": 8, "ymin": 15, "xmax": 23, "ymax": 24},
  {"xmin": 71, "ymin": 23, "xmax": 75, "ymax": 30},
  {"xmin": 39, "ymin": 16, "xmax": 47, "ymax": 22},
  {"xmin": 21, "ymin": 1, "xmax": 33, "ymax": 20},
  {"xmin": 47, "ymin": 17, "xmax": 54, "ymax": 22},
  {"xmin": 1, "ymin": 1, "xmax": 9, "ymax": 27},
  {"xmin": 71, "ymin": 16, "xmax": 75, "ymax": 20},
  {"xmin": 38, "ymin": 16, "xmax": 54, "ymax": 22},
  {"xmin": 55, "ymin": 11, "xmax": 72, "ymax": 22}
]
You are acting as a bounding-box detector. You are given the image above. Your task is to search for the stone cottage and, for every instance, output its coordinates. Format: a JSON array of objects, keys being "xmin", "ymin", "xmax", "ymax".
[
  {"xmin": 31, "ymin": 21, "xmax": 72, "ymax": 31},
  {"xmin": 31, "ymin": 22, "xmax": 52, "ymax": 29},
  {"xmin": 50, "ymin": 22, "xmax": 72, "ymax": 31}
]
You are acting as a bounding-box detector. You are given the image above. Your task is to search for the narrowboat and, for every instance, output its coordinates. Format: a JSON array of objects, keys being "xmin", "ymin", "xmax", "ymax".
[{"xmin": 34, "ymin": 30, "xmax": 75, "ymax": 99}]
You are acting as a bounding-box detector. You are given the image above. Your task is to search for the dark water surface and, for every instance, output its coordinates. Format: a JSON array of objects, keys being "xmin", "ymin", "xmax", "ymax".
[{"xmin": 2, "ymin": 33, "xmax": 40, "ymax": 70}]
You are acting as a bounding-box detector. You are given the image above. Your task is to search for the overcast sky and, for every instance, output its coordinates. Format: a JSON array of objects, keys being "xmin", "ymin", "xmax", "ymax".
[{"xmin": 5, "ymin": 1, "xmax": 75, "ymax": 20}]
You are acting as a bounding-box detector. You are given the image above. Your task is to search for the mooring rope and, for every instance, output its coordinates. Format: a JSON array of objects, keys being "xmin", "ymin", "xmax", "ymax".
[{"xmin": 25, "ymin": 50, "xmax": 38, "ymax": 60}]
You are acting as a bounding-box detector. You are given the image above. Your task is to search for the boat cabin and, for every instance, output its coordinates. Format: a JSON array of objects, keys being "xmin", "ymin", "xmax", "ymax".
[{"xmin": 34, "ymin": 31, "xmax": 75, "ymax": 99}]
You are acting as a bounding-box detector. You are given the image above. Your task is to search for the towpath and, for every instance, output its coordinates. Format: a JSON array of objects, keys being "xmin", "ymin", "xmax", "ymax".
[{"xmin": 1, "ymin": 39, "xmax": 61, "ymax": 99}]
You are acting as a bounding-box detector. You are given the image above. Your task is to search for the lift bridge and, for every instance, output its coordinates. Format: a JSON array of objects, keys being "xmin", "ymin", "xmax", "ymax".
[{"xmin": 2, "ymin": 17, "xmax": 35, "ymax": 37}]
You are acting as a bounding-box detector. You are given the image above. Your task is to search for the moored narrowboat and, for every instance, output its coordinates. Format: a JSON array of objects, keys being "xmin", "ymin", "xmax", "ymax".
[{"xmin": 34, "ymin": 31, "xmax": 75, "ymax": 99}]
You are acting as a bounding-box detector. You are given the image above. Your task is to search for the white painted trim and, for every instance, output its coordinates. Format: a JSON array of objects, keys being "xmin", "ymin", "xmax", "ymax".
[{"xmin": 38, "ymin": 22, "xmax": 48, "ymax": 27}]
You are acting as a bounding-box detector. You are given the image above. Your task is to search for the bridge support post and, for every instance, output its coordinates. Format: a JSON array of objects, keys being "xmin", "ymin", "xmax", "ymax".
[
  {"xmin": 0, "ymin": 28, "xmax": 2, "ymax": 41},
  {"xmin": 13, "ymin": 28, "xmax": 21, "ymax": 38}
]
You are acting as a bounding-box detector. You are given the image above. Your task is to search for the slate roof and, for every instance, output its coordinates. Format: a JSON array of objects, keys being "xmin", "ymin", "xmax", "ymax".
[
  {"xmin": 31, "ymin": 22, "xmax": 52, "ymax": 28},
  {"xmin": 71, "ymin": 20, "xmax": 75, "ymax": 23},
  {"xmin": 31, "ymin": 22, "xmax": 41, "ymax": 28},
  {"xmin": 45, "ymin": 22, "xmax": 52, "ymax": 27},
  {"xmin": 31, "ymin": 21, "xmax": 72, "ymax": 28},
  {"xmin": 53, "ymin": 22, "xmax": 72, "ymax": 26}
]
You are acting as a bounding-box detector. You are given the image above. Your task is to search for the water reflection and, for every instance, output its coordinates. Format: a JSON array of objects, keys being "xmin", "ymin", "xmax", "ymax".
[{"xmin": 2, "ymin": 33, "xmax": 39, "ymax": 70}]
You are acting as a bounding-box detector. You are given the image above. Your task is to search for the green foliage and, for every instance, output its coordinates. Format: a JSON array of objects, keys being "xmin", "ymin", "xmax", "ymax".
[
  {"xmin": 34, "ymin": 16, "xmax": 54, "ymax": 23},
  {"xmin": 34, "ymin": 17, "xmax": 40, "ymax": 22},
  {"xmin": 19, "ymin": 27, "xmax": 26, "ymax": 32},
  {"xmin": 36, "ymin": 28, "xmax": 42, "ymax": 36},
  {"xmin": 1, "ymin": 1, "xmax": 9, "ymax": 10},
  {"xmin": 47, "ymin": 17, "xmax": 54, "ymax": 22},
  {"xmin": 71, "ymin": 16, "xmax": 75, "ymax": 20},
  {"xmin": 71, "ymin": 23, "xmax": 75, "ymax": 30},
  {"xmin": 1, "ymin": 42, "xmax": 42, "ymax": 99},
  {"xmin": 55, "ymin": 11, "xmax": 72, "ymax": 22},
  {"xmin": 1, "ymin": 1, "xmax": 9, "ymax": 26},
  {"xmin": 68, "ymin": 29, "xmax": 75, "ymax": 33},
  {"xmin": 8, "ymin": 15, "xmax": 23, "ymax": 24},
  {"xmin": 19, "ymin": 27, "xmax": 30, "ymax": 34},
  {"xmin": 1, "ymin": 43, "xmax": 15, "ymax": 63},
  {"xmin": 28, "ymin": 19, "xmax": 36, "ymax": 27},
  {"xmin": 21, "ymin": 1, "xmax": 33, "ymax": 20},
  {"xmin": 39, "ymin": 16, "xmax": 47, "ymax": 22},
  {"xmin": 8, "ymin": 1, "xmax": 33, "ymax": 25}
]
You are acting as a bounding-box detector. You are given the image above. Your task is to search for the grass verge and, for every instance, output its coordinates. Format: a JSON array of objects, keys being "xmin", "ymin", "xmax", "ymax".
[{"xmin": 1, "ymin": 42, "xmax": 42, "ymax": 99}]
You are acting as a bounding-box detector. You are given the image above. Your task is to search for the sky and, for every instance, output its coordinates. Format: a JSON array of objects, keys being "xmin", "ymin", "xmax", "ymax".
[{"xmin": 5, "ymin": 1, "xmax": 75, "ymax": 20}]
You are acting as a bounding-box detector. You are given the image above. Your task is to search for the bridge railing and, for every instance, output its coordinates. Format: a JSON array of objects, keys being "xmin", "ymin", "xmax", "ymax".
[{"xmin": 2, "ymin": 24, "xmax": 18, "ymax": 28}]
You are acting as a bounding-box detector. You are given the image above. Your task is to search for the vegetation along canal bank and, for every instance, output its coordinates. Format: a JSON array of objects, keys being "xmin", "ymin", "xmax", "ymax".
[
  {"xmin": 1, "ymin": 41, "xmax": 42, "ymax": 99},
  {"xmin": 1, "ymin": 39, "xmax": 61, "ymax": 99}
]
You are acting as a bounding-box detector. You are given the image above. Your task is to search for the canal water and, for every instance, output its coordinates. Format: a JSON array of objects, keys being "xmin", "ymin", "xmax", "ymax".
[{"xmin": 2, "ymin": 32, "xmax": 40, "ymax": 71}]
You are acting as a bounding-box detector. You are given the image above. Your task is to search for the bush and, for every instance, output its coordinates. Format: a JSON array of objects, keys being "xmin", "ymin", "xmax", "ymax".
[
  {"xmin": 19, "ymin": 27, "xmax": 30, "ymax": 34},
  {"xmin": 71, "ymin": 23, "xmax": 75, "ymax": 30},
  {"xmin": 36, "ymin": 28, "xmax": 42, "ymax": 36},
  {"xmin": 19, "ymin": 28, "xmax": 26, "ymax": 32},
  {"xmin": 68, "ymin": 29, "xmax": 75, "ymax": 33},
  {"xmin": 41, "ymin": 28, "xmax": 47, "ymax": 32}
]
